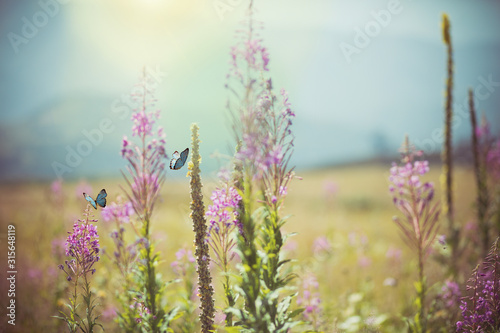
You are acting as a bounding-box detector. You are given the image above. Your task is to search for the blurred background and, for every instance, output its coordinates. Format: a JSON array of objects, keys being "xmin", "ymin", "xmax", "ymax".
[{"xmin": 1, "ymin": 0, "xmax": 499, "ymax": 181}]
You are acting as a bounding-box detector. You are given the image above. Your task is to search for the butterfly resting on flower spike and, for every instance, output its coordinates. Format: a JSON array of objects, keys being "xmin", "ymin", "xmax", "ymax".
[{"xmin": 83, "ymin": 189, "xmax": 107, "ymax": 209}]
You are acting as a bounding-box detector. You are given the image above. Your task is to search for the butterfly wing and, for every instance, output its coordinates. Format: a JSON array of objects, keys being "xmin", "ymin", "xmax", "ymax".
[
  {"xmin": 95, "ymin": 189, "xmax": 107, "ymax": 208},
  {"xmin": 170, "ymin": 151, "xmax": 180, "ymax": 170},
  {"xmin": 173, "ymin": 148, "xmax": 189, "ymax": 170},
  {"xmin": 179, "ymin": 148, "xmax": 189, "ymax": 163},
  {"xmin": 83, "ymin": 193, "xmax": 97, "ymax": 209}
]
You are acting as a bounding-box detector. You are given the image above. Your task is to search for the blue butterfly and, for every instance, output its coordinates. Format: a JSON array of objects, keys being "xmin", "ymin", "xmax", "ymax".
[
  {"xmin": 170, "ymin": 148, "xmax": 189, "ymax": 170},
  {"xmin": 83, "ymin": 189, "xmax": 107, "ymax": 209}
]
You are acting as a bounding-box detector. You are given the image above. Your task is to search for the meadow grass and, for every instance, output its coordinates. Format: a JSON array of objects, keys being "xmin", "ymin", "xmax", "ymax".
[{"xmin": 0, "ymin": 163, "xmax": 477, "ymax": 332}]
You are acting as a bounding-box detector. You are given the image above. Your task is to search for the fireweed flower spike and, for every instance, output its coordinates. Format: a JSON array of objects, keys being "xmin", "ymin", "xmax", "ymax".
[
  {"xmin": 457, "ymin": 238, "xmax": 500, "ymax": 332},
  {"xmin": 206, "ymin": 186, "xmax": 243, "ymax": 271},
  {"xmin": 389, "ymin": 137, "xmax": 440, "ymax": 333},
  {"xmin": 120, "ymin": 75, "xmax": 167, "ymax": 223},
  {"xmin": 188, "ymin": 123, "xmax": 215, "ymax": 333},
  {"xmin": 56, "ymin": 204, "xmax": 102, "ymax": 333},
  {"xmin": 225, "ymin": 3, "xmax": 301, "ymax": 331},
  {"xmin": 205, "ymin": 185, "xmax": 242, "ymax": 326},
  {"xmin": 119, "ymin": 70, "xmax": 174, "ymax": 332},
  {"xmin": 296, "ymin": 273, "xmax": 322, "ymax": 331}
]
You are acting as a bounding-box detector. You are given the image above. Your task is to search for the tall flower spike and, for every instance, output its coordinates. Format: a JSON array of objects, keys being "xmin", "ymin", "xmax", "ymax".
[
  {"xmin": 57, "ymin": 204, "xmax": 101, "ymax": 332},
  {"xmin": 188, "ymin": 123, "xmax": 215, "ymax": 333},
  {"xmin": 225, "ymin": 4, "xmax": 301, "ymax": 331},
  {"xmin": 469, "ymin": 89, "xmax": 490, "ymax": 257},
  {"xmin": 120, "ymin": 71, "xmax": 167, "ymax": 222},
  {"xmin": 389, "ymin": 137, "xmax": 440, "ymax": 332},
  {"xmin": 441, "ymin": 13, "xmax": 457, "ymax": 275},
  {"xmin": 119, "ymin": 69, "xmax": 171, "ymax": 332}
]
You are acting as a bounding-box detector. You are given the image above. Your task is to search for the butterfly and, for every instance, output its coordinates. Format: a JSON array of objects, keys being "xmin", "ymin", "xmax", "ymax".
[
  {"xmin": 170, "ymin": 148, "xmax": 189, "ymax": 170},
  {"xmin": 83, "ymin": 189, "xmax": 107, "ymax": 209}
]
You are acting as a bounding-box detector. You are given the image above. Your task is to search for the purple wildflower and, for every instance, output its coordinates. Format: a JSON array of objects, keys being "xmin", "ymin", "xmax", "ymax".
[
  {"xmin": 60, "ymin": 215, "xmax": 100, "ymax": 280},
  {"xmin": 205, "ymin": 186, "xmax": 242, "ymax": 270},
  {"xmin": 457, "ymin": 239, "xmax": 500, "ymax": 332},
  {"xmin": 389, "ymin": 137, "xmax": 440, "ymax": 331},
  {"xmin": 236, "ymin": 131, "xmax": 273, "ymax": 179},
  {"xmin": 279, "ymin": 186, "xmax": 287, "ymax": 196},
  {"xmin": 121, "ymin": 136, "xmax": 133, "ymax": 158},
  {"xmin": 101, "ymin": 200, "xmax": 134, "ymax": 224},
  {"xmin": 439, "ymin": 279, "xmax": 461, "ymax": 308},
  {"xmin": 171, "ymin": 247, "xmax": 196, "ymax": 277},
  {"xmin": 297, "ymin": 273, "xmax": 322, "ymax": 329},
  {"xmin": 206, "ymin": 187, "xmax": 242, "ymax": 235},
  {"xmin": 385, "ymin": 246, "xmax": 402, "ymax": 262},
  {"xmin": 280, "ymin": 88, "xmax": 294, "ymax": 117},
  {"xmin": 131, "ymin": 111, "xmax": 157, "ymax": 137},
  {"xmin": 388, "ymin": 156, "xmax": 439, "ymax": 254},
  {"xmin": 51, "ymin": 179, "xmax": 63, "ymax": 196},
  {"xmin": 323, "ymin": 180, "xmax": 338, "ymax": 199},
  {"xmin": 227, "ymin": 13, "xmax": 296, "ymax": 200},
  {"xmin": 312, "ymin": 236, "xmax": 332, "ymax": 257},
  {"xmin": 56, "ymin": 205, "xmax": 103, "ymax": 332},
  {"xmin": 65, "ymin": 222, "xmax": 99, "ymax": 260},
  {"xmin": 216, "ymin": 167, "xmax": 231, "ymax": 183},
  {"xmin": 358, "ymin": 255, "xmax": 372, "ymax": 268},
  {"xmin": 50, "ymin": 179, "xmax": 64, "ymax": 206},
  {"xmin": 229, "ymin": 31, "xmax": 269, "ymax": 83},
  {"xmin": 473, "ymin": 115, "xmax": 499, "ymax": 181},
  {"xmin": 121, "ymin": 75, "xmax": 167, "ymax": 221},
  {"xmin": 283, "ymin": 239, "xmax": 298, "ymax": 255},
  {"xmin": 52, "ymin": 237, "xmax": 66, "ymax": 257},
  {"xmin": 438, "ymin": 234, "xmax": 447, "ymax": 246},
  {"xmin": 101, "ymin": 306, "xmax": 118, "ymax": 322},
  {"xmin": 267, "ymin": 144, "xmax": 284, "ymax": 166},
  {"xmin": 132, "ymin": 297, "xmax": 153, "ymax": 323},
  {"xmin": 222, "ymin": 4, "xmax": 300, "ymax": 330},
  {"xmin": 476, "ymin": 118, "xmax": 490, "ymax": 140}
]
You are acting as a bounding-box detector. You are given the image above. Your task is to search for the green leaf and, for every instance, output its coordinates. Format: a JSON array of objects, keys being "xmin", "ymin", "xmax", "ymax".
[{"xmin": 288, "ymin": 308, "xmax": 304, "ymax": 318}]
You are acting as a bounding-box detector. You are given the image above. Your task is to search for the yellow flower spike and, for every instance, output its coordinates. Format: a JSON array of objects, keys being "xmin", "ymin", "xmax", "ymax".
[{"xmin": 442, "ymin": 13, "xmax": 450, "ymax": 45}]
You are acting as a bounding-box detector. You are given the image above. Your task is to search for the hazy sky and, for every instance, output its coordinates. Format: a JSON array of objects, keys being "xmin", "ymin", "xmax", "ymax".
[{"xmin": 1, "ymin": 0, "xmax": 499, "ymax": 180}]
